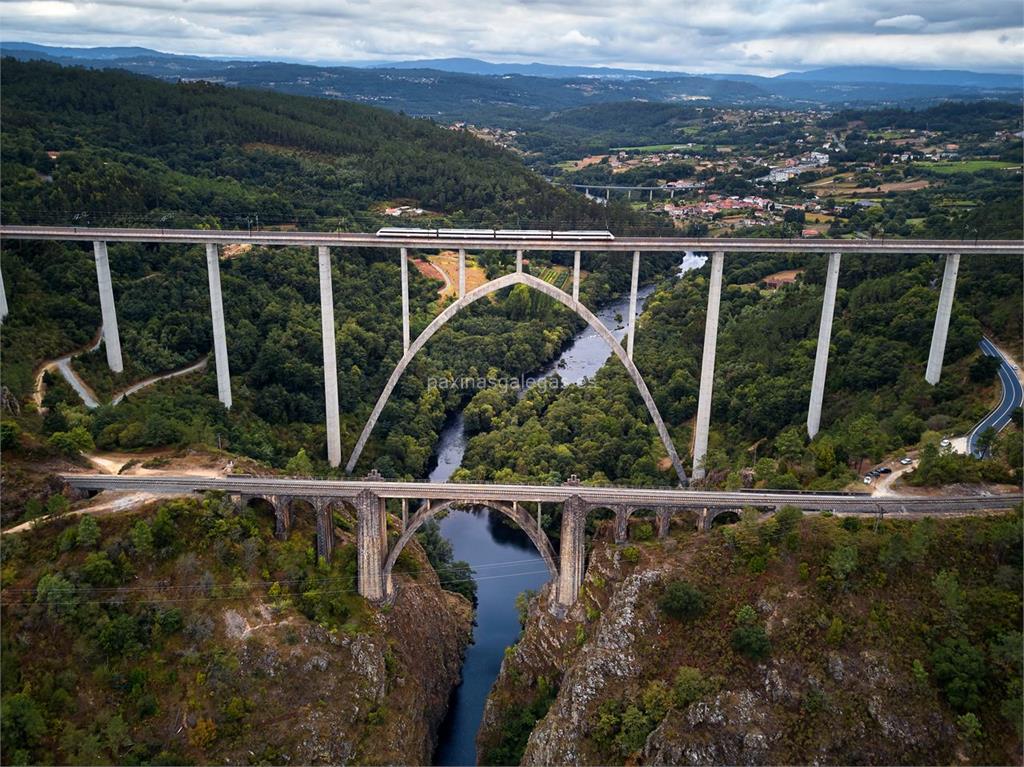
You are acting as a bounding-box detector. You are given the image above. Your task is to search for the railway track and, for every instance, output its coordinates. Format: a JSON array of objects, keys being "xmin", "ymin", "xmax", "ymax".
[{"xmin": 59, "ymin": 474, "xmax": 1021, "ymax": 514}]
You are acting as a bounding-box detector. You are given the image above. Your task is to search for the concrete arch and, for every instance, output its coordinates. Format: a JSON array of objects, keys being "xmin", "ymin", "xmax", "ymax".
[
  {"xmin": 381, "ymin": 499, "xmax": 559, "ymax": 597},
  {"xmin": 346, "ymin": 272, "xmax": 686, "ymax": 483}
]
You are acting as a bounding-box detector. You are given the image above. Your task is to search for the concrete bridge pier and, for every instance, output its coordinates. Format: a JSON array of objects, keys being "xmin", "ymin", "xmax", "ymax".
[
  {"xmin": 356, "ymin": 490, "xmax": 387, "ymax": 601},
  {"xmin": 692, "ymin": 251, "xmax": 724, "ymax": 480},
  {"xmin": 317, "ymin": 247, "xmax": 342, "ymax": 466},
  {"xmin": 807, "ymin": 252, "xmax": 841, "ymax": 438},
  {"xmin": 458, "ymin": 248, "xmax": 466, "ymax": 298},
  {"xmin": 649, "ymin": 189, "xmax": 653, "ymax": 201},
  {"xmin": 516, "ymin": 249, "xmax": 523, "ymax": 273},
  {"xmin": 400, "ymin": 247, "xmax": 410, "ymax": 353},
  {"xmin": 93, "ymin": 241, "xmax": 123, "ymax": 373},
  {"xmin": 556, "ymin": 495, "xmax": 587, "ymax": 608},
  {"xmin": 605, "ymin": 188, "xmax": 610, "ymax": 201},
  {"xmin": 205, "ymin": 244, "xmax": 232, "ymax": 409},
  {"xmin": 572, "ymin": 250, "xmax": 581, "ymax": 304},
  {"xmin": 925, "ymin": 253, "xmax": 960, "ymax": 385},
  {"xmin": 0, "ymin": 264, "xmax": 8, "ymax": 323},
  {"xmin": 627, "ymin": 250, "xmax": 640, "ymax": 359}
]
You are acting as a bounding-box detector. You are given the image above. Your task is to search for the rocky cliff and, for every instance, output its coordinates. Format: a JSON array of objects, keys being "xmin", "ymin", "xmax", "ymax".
[
  {"xmin": 478, "ymin": 510, "xmax": 1022, "ymax": 765},
  {"xmin": 0, "ymin": 493, "xmax": 473, "ymax": 765}
]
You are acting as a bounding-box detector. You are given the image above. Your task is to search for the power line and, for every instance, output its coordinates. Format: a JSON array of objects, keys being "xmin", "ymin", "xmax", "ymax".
[{"xmin": 2, "ymin": 566, "xmax": 553, "ymax": 607}]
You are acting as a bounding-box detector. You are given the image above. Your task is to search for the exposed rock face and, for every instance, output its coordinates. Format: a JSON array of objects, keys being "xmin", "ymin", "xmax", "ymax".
[
  {"xmin": 478, "ymin": 527, "xmax": 973, "ymax": 766},
  {"xmin": 216, "ymin": 549, "xmax": 472, "ymax": 766}
]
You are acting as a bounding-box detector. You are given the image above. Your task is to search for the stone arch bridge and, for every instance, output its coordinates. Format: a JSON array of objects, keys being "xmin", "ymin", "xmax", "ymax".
[{"xmin": 60, "ymin": 473, "xmax": 1021, "ymax": 612}]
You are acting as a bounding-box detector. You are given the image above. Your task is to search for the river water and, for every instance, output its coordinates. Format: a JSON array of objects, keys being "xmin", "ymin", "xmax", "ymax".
[{"xmin": 431, "ymin": 254, "xmax": 704, "ymax": 765}]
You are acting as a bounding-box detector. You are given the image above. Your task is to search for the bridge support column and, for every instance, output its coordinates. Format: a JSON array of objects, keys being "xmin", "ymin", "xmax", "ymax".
[
  {"xmin": 649, "ymin": 189, "xmax": 653, "ymax": 201},
  {"xmin": 314, "ymin": 498, "xmax": 334, "ymax": 563},
  {"xmin": 0, "ymin": 263, "xmax": 7, "ymax": 323},
  {"xmin": 93, "ymin": 241, "xmax": 123, "ymax": 373},
  {"xmin": 318, "ymin": 247, "xmax": 342, "ymax": 467},
  {"xmin": 205, "ymin": 244, "xmax": 233, "ymax": 409},
  {"xmin": 613, "ymin": 506, "xmax": 629, "ymax": 544},
  {"xmin": 925, "ymin": 253, "xmax": 960, "ymax": 385},
  {"xmin": 693, "ymin": 251, "xmax": 724, "ymax": 480},
  {"xmin": 400, "ymin": 498, "xmax": 408, "ymax": 532},
  {"xmin": 356, "ymin": 490, "xmax": 386, "ymax": 602},
  {"xmin": 400, "ymin": 248, "xmax": 410, "ymax": 353},
  {"xmin": 605, "ymin": 188, "xmax": 610, "ymax": 201},
  {"xmin": 807, "ymin": 252, "xmax": 840, "ymax": 438},
  {"xmin": 656, "ymin": 509, "xmax": 671, "ymax": 539},
  {"xmin": 458, "ymin": 248, "xmax": 466, "ymax": 298},
  {"xmin": 627, "ymin": 250, "xmax": 640, "ymax": 359},
  {"xmin": 274, "ymin": 496, "xmax": 292, "ymax": 540},
  {"xmin": 556, "ymin": 495, "xmax": 586, "ymax": 609},
  {"xmin": 572, "ymin": 250, "xmax": 581, "ymax": 304},
  {"xmin": 516, "ymin": 249, "xmax": 523, "ymax": 273}
]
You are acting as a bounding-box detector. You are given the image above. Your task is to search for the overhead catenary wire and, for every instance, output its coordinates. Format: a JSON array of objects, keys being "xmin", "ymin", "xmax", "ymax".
[{"xmin": 2, "ymin": 566, "xmax": 554, "ymax": 607}]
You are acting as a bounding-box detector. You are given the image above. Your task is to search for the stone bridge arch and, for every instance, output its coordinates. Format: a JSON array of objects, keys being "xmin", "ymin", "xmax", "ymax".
[
  {"xmin": 345, "ymin": 272, "xmax": 686, "ymax": 483},
  {"xmin": 381, "ymin": 499, "xmax": 559, "ymax": 599}
]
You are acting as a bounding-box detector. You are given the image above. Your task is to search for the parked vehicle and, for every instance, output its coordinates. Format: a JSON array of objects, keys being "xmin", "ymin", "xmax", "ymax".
[
  {"xmin": 940, "ymin": 438, "xmax": 952, "ymax": 448},
  {"xmin": 879, "ymin": 467, "xmax": 893, "ymax": 474},
  {"xmin": 900, "ymin": 457, "xmax": 913, "ymax": 465},
  {"xmin": 863, "ymin": 476, "xmax": 873, "ymax": 484}
]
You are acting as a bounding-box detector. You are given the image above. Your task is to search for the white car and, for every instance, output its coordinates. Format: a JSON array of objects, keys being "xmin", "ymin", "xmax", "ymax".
[
  {"xmin": 863, "ymin": 476, "xmax": 873, "ymax": 484},
  {"xmin": 900, "ymin": 457, "xmax": 913, "ymax": 465},
  {"xmin": 940, "ymin": 438, "xmax": 951, "ymax": 448}
]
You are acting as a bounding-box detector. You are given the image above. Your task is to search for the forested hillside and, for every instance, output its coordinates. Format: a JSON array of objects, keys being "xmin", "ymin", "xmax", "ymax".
[
  {"xmin": 1, "ymin": 58, "xmax": 639, "ymax": 230},
  {"xmin": 456, "ymin": 249, "xmax": 1023, "ymax": 489},
  {"xmin": 0, "ymin": 60, "xmax": 680, "ymax": 529}
]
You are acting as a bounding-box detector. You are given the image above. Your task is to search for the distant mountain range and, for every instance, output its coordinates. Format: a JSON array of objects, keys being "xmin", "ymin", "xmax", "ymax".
[
  {"xmin": 2, "ymin": 42, "xmax": 1020, "ymax": 118},
  {"xmin": 372, "ymin": 56, "xmax": 1023, "ymax": 89}
]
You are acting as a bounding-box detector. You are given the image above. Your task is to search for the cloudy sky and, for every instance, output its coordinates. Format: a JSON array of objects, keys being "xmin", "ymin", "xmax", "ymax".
[{"xmin": 3, "ymin": 0, "xmax": 1022, "ymax": 74}]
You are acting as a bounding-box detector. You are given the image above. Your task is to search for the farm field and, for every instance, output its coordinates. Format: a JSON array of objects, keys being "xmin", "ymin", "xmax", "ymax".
[{"xmin": 923, "ymin": 160, "xmax": 1022, "ymax": 174}]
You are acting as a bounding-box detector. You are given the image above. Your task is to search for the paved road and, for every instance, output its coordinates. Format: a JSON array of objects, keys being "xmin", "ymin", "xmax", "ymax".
[
  {"xmin": 2, "ymin": 226, "xmax": 1020, "ymax": 254},
  {"xmin": 57, "ymin": 474, "xmax": 1021, "ymax": 514},
  {"xmin": 968, "ymin": 336, "xmax": 1024, "ymax": 457}
]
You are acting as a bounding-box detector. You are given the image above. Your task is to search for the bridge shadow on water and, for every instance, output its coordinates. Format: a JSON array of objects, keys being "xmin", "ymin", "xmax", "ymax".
[{"xmin": 432, "ymin": 507, "xmax": 551, "ymax": 766}]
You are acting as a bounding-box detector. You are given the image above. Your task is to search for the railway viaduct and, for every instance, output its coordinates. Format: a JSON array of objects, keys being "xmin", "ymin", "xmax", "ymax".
[
  {"xmin": 2, "ymin": 226, "xmax": 1021, "ymax": 484},
  {"xmin": 60, "ymin": 473, "xmax": 1021, "ymax": 610}
]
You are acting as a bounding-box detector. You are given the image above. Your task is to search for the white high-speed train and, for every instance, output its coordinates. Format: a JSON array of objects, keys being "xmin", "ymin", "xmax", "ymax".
[{"xmin": 376, "ymin": 227, "xmax": 614, "ymax": 240}]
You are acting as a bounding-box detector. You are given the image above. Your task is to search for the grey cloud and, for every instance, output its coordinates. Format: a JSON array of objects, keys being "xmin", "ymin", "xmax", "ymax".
[{"xmin": 1, "ymin": 0, "xmax": 1021, "ymax": 72}]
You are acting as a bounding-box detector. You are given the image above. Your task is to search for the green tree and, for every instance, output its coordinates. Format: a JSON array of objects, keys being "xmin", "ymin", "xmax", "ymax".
[
  {"xmin": 673, "ymin": 666, "xmax": 712, "ymax": 709},
  {"xmin": 130, "ymin": 520, "xmax": 154, "ymax": 556},
  {"xmin": 36, "ymin": 572, "xmax": 77, "ymax": 620},
  {"xmin": 285, "ymin": 448, "xmax": 314, "ymax": 476},
  {"xmin": 731, "ymin": 604, "xmax": 770, "ymax": 660},
  {"xmin": 1, "ymin": 691, "xmax": 46, "ymax": 754},
  {"xmin": 930, "ymin": 637, "xmax": 987, "ymax": 712},
  {"xmin": 75, "ymin": 515, "xmax": 101, "ymax": 548},
  {"xmin": 658, "ymin": 580, "xmax": 707, "ymax": 620}
]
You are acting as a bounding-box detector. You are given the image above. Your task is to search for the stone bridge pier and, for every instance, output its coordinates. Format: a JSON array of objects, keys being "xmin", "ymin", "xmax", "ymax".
[{"xmin": 237, "ymin": 489, "xmax": 686, "ymax": 614}]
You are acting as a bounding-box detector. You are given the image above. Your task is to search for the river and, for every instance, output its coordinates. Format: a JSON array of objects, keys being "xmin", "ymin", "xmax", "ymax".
[{"xmin": 431, "ymin": 254, "xmax": 705, "ymax": 765}]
